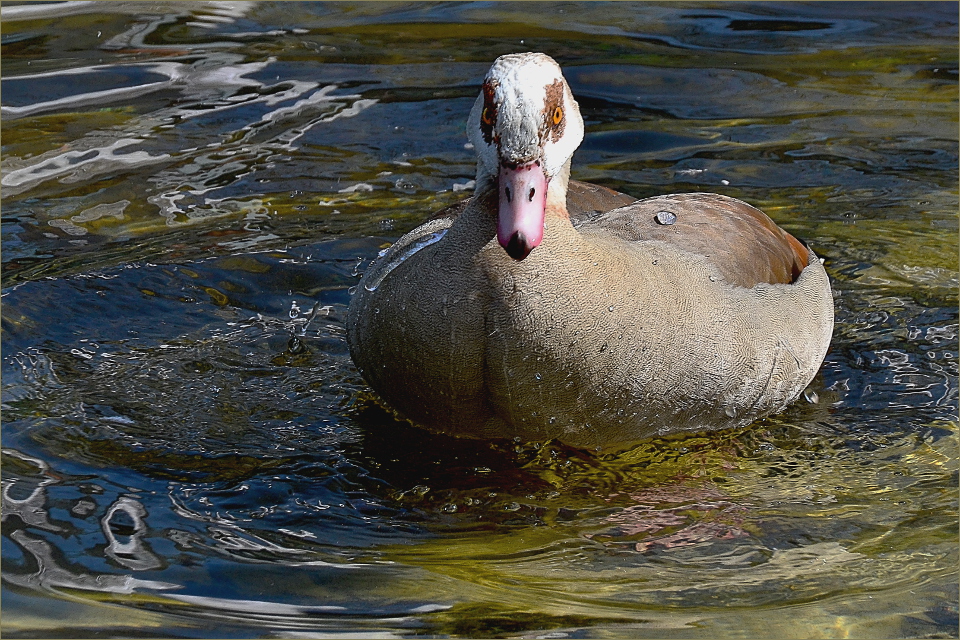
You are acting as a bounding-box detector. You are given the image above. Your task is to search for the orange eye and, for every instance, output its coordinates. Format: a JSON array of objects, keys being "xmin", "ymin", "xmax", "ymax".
[
  {"xmin": 552, "ymin": 106, "xmax": 563, "ymax": 125},
  {"xmin": 482, "ymin": 107, "xmax": 494, "ymax": 126}
]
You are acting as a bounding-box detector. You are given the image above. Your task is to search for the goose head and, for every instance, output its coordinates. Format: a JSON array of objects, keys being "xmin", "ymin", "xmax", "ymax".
[{"xmin": 467, "ymin": 52, "xmax": 585, "ymax": 260}]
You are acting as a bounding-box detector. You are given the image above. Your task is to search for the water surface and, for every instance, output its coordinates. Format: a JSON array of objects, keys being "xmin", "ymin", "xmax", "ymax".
[{"xmin": 2, "ymin": 2, "xmax": 957, "ymax": 638}]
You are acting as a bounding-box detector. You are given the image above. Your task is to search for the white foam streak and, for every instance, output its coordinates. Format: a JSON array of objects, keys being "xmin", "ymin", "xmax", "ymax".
[
  {"xmin": 165, "ymin": 594, "xmax": 349, "ymax": 615},
  {"xmin": 3, "ymin": 82, "xmax": 170, "ymax": 120},
  {"xmin": 2, "ymin": 139, "xmax": 169, "ymax": 188},
  {"xmin": 0, "ymin": 1, "xmax": 95, "ymax": 20}
]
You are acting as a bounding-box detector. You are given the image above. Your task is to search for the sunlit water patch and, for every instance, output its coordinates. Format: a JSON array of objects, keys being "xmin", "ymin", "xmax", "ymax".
[{"xmin": 2, "ymin": 1, "xmax": 957, "ymax": 638}]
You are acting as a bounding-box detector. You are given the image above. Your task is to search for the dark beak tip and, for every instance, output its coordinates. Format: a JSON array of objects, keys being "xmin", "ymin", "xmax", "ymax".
[{"xmin": 505, "ymin": 231, "xmax": 533, "ymax": 261}]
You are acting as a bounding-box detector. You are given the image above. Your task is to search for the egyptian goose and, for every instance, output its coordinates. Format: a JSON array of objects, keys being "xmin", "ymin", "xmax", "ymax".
[{"xmin": 347, "ymin": 53, "xmax": 833, "ymax": 451}]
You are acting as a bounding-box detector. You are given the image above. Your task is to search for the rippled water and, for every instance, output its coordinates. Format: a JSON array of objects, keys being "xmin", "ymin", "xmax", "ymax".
[{"xmin": 2, "ymin": 2, "xmax": 957, "ymax": 638}]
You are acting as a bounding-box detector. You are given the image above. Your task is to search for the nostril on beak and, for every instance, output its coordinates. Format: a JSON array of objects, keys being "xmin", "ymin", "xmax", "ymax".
[
  {"xmin": 504, "ymin": 186, "xmax": 512, "ymax": 202},
  {"xmin": 528, "ymin": 187, "xmax": 536, "ymax": 202}
]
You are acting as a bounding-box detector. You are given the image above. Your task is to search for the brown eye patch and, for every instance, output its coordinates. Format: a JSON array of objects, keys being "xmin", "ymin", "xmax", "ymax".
[
  {"xmin": 480, "ymin": 80, "xmax": 498, "ymax": 144},
  {"xmin": 542, "ymin": 79, "xmax": 565, "ymax": 142}
]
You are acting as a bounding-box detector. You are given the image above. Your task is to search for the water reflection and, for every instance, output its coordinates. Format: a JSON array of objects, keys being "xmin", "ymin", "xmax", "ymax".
[
  {"xmin": 2, "ymin": 450, "xmax": 67, "ymax": 534},
  {"xmin": 2, "ymin": 59, "xmax": 377, "ymax": 240},
  {"xmin": 102, "ymin": 496, "xmax": 162, "ymax": 571},
  {"xmin": 2, "ymin": 451, "xmax": 179, "ymax": 597},
  {"xmin": 2, "ymin": 0, "xmax": 957, "ymax": 637},
  {"xmin": 6, "ymin": 529, "xmax": 178, "ymax": 595}
]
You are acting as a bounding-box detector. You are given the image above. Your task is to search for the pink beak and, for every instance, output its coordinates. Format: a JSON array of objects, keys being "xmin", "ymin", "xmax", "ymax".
[{"xmin": 497, "ymin": 162, "xmax": 548, "ymax": 260}]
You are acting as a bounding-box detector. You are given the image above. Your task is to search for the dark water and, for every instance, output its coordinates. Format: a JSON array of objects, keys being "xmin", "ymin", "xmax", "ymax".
[{"xmin": 2, "ymin": 2, "xmax": 957, "ymax": 637}]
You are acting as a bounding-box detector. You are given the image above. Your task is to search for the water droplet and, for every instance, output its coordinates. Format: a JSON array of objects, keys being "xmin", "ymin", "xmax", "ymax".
[
  {"xmin": 504, "ymin": 502, "xmax": 521, "ymax": 512},
  {"xmin": 534, "ymin": 373, "xmax": 542, "ymax": 381},
  {"xmin": 608, "ymin": 306, "xmax": 614, "ymax": 312},
  {"xmin": 804, "ymin": 389, "xmax": 819, "ymax": 403},
  {"xmin": 655, "ymin": 210, "xmax": 677, "ymax": 225},
  {"xmin": 652, "ymin": 259, "xmax": 658, "ymax": 265},
  {"xmin": 350, "ymin": 258, "xmax": 364, "ymax": 277},
  {"xmin": 724, "ymin": 406, "xmax": 737, "ymax": 418},
  {"xmin": 348, "ymin": 285, "xmax": 358, "ymax": 295}
]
